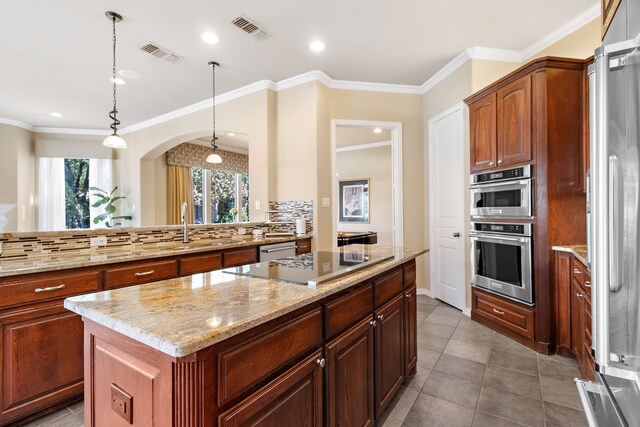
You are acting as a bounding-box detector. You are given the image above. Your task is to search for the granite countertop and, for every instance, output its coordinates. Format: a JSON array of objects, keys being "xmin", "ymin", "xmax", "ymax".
[
  {"xmin": 0, "ymin": 235, "xmax": 312, "ymax": 278},
  {"xmin": 552, "ymin": 245, "xmax": 588, "ymax": 268},
  {"xmin": 64, "ymin": 246, "xmax": 427, "ymax": 358}
]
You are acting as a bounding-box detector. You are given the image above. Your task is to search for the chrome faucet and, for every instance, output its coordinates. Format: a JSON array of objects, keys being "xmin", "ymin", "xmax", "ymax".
[{"xmin": 181, "ymin": 202, "xmax": 189, "ymax": 243}]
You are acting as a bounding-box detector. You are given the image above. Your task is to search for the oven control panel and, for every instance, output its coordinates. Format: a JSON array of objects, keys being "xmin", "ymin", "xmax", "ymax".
[
  {"xmin": 472, "ymin": 165, "xmax": 531, "ymax": 184},
  {"xmin": 472, "ymin": 222, "xmax": 532, "ymax": 237}
]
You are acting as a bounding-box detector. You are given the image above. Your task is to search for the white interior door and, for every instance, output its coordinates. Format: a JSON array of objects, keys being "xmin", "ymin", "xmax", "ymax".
[{"xmin": 429, "ymin": 105, "xmax": 465, "ymax": 310}]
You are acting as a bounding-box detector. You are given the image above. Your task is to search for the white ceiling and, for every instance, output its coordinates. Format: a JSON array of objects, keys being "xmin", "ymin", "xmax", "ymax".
[{"xmin": 0, "ymin": 0, "xmax": 595, "ymax": 130}]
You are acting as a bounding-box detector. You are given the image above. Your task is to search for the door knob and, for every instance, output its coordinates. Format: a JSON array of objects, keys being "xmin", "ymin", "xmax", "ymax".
[{"xmin": 453, "ymin": 232, "xmax": 461, "ymax": 238}]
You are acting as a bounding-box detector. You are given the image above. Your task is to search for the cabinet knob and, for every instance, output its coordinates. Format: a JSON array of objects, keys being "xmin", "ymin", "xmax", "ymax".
[
  {"xmin": 370, "ymin": 320, "xmax": 377, "ymax": 327},
  {"xmin": 489, "ymin": 161, "xmax": 495, "ymax": 166},
  {"xmin": 405, "ymin": 293, "xmax": 411, "ymax": 298},
  {"xmin": 492, "ymin": 308, "xmax": 505, "ymax": 315},
  {"xmin": 378, "ymin": 314, "xmax": 384, "ymax": 321},
  {"xmin": 576, "ymin": 292, "xmax": 583, "ymax": 298},
  {"xmin": 316, "ymin": 358, "xmax": 326, "ymax": 368},
  {"xmin": 497, "ymin": 159, "xmax": 503, "ymax": 164},
  {"xmin": 584, "ymin": 281, "xmax": 591, "ymax": 288}
]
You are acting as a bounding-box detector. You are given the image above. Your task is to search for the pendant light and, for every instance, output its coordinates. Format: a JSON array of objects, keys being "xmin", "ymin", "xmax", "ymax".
[
  {"xmin": 103, "ymin": 11, "xmax": 127, "ymax": 149},
  {"xmin": 206, "ymin": 61, "xmax": 222, "ymax": 164}
]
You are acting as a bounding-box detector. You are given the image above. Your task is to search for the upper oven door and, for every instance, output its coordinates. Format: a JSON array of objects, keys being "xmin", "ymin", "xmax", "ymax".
[{"xmin": 470, "ymin": 179, "xmax": 532, "ymax": 218}]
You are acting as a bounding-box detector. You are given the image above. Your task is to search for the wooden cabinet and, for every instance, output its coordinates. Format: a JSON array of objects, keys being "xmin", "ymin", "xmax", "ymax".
[
  {"xmin": 105, "ymin": 260, "xmax": 178, "ymax": 289},
  {"xmin": 179, "ymin": 252, "xmax": 222, "ymax": 276},
  {"xmin": 404, "ymin": 285, "xmax": 417, "ymax": 376},
  {"xmin": 472, "ymin": 288, "xmax": 535, "ymax": 340},
  {"xmin": 496, "ymin": 75, "xmax": 532, "ymax": 167},
  {"xmin": 296, "ymin": 238, "xmax": 311, "ymax": 255},
  {"xmin": 0, "ymin": 302, "xmax": 83, "ymax": 425},
  {"xmin": 602, "ymin": 0, "xmax": 622, "ymax": 38},
  {"xmin": 223, "ymin": 247, "xmax": 258, "ymax": 268},
  {"xmin": 324, "ymin": 283, "xmax": 373, "ymax": 340},
  {"xmin": 374, "ymin": 294, "xmax": 405, "ymax": 417},
  {"xmin": 325, "ymin": 316, "xmax": 375, "ymax": 427},
  {"xmin": 554, "ymin": 251, "xmax": 594, "ymax": 380},
  {"xmin": 469, "ymin": 92, "xmax": 497, "ymax": 172},
  {"xmin": 218, "ymin": 351, "xmax": 324, "ymax": 427}
]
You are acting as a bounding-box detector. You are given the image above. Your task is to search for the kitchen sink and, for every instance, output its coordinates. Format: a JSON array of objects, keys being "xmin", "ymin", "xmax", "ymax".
[{"xmin": 174, "ymin": 239, "xmax": 237, "ymax": 250}]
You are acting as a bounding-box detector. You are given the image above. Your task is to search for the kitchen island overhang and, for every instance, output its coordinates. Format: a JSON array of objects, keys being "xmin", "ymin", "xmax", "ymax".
[{"xmin": 65, "ymin": 245, "xmax": 427, "ymax": 426}]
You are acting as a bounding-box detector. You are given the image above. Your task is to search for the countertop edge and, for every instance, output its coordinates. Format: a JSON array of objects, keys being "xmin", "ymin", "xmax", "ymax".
[
  {"xmin": 65, "ymin": 248, "xmax": 427, "ymax": 358},
  {"xmin": 552, "ymin": 245, "xmax": 589, "ymax": 269}
]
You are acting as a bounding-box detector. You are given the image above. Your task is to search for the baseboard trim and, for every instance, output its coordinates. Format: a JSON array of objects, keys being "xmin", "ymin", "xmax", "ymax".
[
  {"xmin": 416, "ymin": 288, "xmax": 434, "ymax": 298},
  {"xmin": 463, "ymin": 307, "xmax": 472, "ymax": 317}
]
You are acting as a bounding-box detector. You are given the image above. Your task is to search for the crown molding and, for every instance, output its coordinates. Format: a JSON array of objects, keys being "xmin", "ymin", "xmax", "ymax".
[
  {"xmin": 1, "ymin": 3, "xmax": 601, "ymax": 136},
  {"xmin": 0, "ymin": 117, "xmax": 35, "ymax": 132},
  {"xmin": 520, "ymin": 2, "xmax": 600, "ymax": 61}
]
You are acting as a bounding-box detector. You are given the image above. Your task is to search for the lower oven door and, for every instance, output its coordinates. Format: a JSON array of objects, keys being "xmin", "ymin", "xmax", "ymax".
[
  {"xmin": 471, "ymin": 233, "xmax": 533, "ymax": 305},
  {"xmin": 470, "ymin": 179, "xmax": 532, "ymax": 218}
]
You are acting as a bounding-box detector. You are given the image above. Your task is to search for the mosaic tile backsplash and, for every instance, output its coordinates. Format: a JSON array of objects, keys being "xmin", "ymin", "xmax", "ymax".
[{"xmin": 0, "ymin": 200, "xmax": 314, "ymax": 260}]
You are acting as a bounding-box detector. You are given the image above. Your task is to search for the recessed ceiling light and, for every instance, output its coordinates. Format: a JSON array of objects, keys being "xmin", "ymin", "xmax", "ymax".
[
  {"xmin": 308, "ymin": 40, "xmax": 325, "ymax": 52},
  {"xmin": 110, "ymin": 77, "xmax": 126, "ymax": 85},
  {"xmin": 49, "ymin": 112, "xmax": 63, "ymax": 118},
  {"xmin": 373, "ymin": 127, "xmax": 382, "ymax": 134},
  {"xmin": 201, "ymin": 32, "xmax": 220, "ymax": 44},
  {"xmin": 228, "ymin": 132, "xmax": 235, "ymax": 137},
  {"xmin": 119, "ymin": 69, "xmax": 141, "ymax": 80}
]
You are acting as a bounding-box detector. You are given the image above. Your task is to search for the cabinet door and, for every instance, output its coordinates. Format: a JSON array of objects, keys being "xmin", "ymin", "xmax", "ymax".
[
  {"xmin": 0, "ymin": 302, "xmax": 83, "ymax": 424},
  {"xmin": 404, "ymin": 285, "xmax": 417, "ymax": 376},
  {"xmin": 325, "ymin": 316, "xmax": 375, "ymax": 427},
  {"xmin": 497, "ymin": 75, "xmax": 532, "ymax": 167},
  {"xmin": 570, "ymin": 280, "xmax": 585, "ymax": 360},
  {"xmin": 555, "ymin": 252, "xmax": 572, "ymax": 350},
  {"xmin": 218, "ymin": 350, "xmax": 323, "ymax": 427},
  {"xmin": 375, "ymin": 294, "xmax": 404, "ymax": 417},
  {"xmin": 469, "ymin": 92, "xmax": 497, "ymax": 172}
]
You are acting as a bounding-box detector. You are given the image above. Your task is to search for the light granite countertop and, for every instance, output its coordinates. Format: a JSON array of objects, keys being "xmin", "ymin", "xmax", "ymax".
[
  {"xmin": 0, "ymin": 234, "xmax": 312, "ymax": 278},
  {"xmin": 64, "ymin": 245, "xmax": 427, "ymax": 358},
  {"xmin": 552, "ymin": 245, "xmax": 588, "ymax": 268}
]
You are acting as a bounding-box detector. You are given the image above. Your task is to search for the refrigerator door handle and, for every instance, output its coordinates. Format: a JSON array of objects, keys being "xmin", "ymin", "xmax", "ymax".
[{"xmin": 609, "ymin": 155, "xmax": 623, "ymax": 293}]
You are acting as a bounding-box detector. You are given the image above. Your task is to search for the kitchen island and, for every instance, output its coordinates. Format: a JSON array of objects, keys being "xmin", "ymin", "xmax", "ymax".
[{"xmin": 65, "ymin": 245, "xmax": 426, "ymax": 426}]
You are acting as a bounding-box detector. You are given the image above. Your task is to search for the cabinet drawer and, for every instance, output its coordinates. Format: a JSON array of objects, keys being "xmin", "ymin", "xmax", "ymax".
[
  {"xmin": 217, "ymin": 307, "xmax": 323, "ymax": 407},
  {"xmin": 324, "ymin": 283, "xmax": 373, "ymax": 339},
  {"xmin": 374, "ymin": 269, "xmax": 403, "ymax": 308},
  {"xmin": 179, "ymin": 252, "xmax": 222, "ymax": 276},
  {"xmin": 571, "ymin": 258, "xmax": 587, "ymax": 286},
  {"xmin": 105, "ymin": 260, "xmax": 177, "ymax": 289},
  {"xmin": 223, "ymin": 247, "xmax": 257, "ymax": 267},
  {"xmin": 403, "ymin": 262, "xmax": 416, "ymax": 287},
  {"xmin": 0, "ymin": 271, "xmax": 100, "ymax": 309},
  {"xmin": 296, "ymin": 238, "xmax": 311, "ymax": 255},
  {"xmin": 472, "ymin": 289, "xmax": 534, "ymax": 340}
]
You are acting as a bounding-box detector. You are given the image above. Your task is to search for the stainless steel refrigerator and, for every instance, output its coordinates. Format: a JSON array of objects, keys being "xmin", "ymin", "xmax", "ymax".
[{"xmin": 576, "ymin": 2, "xmax": 640, "ymax": 425}]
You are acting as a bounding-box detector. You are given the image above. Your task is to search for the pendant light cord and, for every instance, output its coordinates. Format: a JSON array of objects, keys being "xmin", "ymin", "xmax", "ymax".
[
  {"xmin": 109, "ymin": 16, "xmax": 120, "ymax": 134},
  {"xmin": 211, "ymin": 62, "xmax": 218, "ymax": 149}
]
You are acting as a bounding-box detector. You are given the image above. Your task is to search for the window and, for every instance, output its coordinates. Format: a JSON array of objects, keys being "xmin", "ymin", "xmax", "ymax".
[
  {"xmin": 192, "ymin": 168, "xmax": 249, "ymax": 223},
  {"xmin": 38, "ymin": 158, "xmax": 113, "ymax": 231}
]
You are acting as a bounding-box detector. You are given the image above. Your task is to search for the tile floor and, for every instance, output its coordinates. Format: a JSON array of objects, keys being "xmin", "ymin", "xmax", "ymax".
[{"xmin": 21, "ymin": 295, "xmax": 588, "ymax": 427}]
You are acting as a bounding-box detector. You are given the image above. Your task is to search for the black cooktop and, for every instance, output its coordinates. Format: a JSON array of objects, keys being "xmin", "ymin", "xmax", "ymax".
[{"xmin": 223, "ymin": 245, "xmax": 394, "ymax": 288}]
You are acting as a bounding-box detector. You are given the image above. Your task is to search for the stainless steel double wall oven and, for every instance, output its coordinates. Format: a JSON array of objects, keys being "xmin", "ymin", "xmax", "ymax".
[{"xmin": 470, "ymin": 165, "xmax": 534, "ymax": 305}]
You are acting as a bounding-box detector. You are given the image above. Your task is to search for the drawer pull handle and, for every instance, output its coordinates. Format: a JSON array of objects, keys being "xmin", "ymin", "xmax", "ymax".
[
  {"xmin": 584, "ymin": 281, "xmax": 591, "ymax": 288},
  {"xmin": 316, "ymin": 358, "xmax": 326, "ymax": 368},
  {"xmin": 573, "ymin": 268, "xmax": 582, "ymax": 274},
  {"xmin": 134, "ymin": 270, "xmax": 155, "ymax": 277},
  {"xmin": 34, "ymin": 284, "xmax": 66, "ymax": 293},
  {"xmin": 493, "ymin": 308, "xmax": 505, "ymax": 315},
  {"xmin": 370, "ymin": 320, "xmax": 377, "ymax": 327}
]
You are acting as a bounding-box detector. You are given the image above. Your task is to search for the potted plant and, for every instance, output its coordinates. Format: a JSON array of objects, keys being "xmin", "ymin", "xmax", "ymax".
[{"xmin": 90, "ymin": 186, "xmax": 132, "ymax": 228}]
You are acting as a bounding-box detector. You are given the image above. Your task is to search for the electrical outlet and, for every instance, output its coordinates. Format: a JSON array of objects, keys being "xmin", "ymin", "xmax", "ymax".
[
  {"xmin": 322, "ymin": 198, "xmax": 331, "ymax": 208},
  {"xmin": 0, "ymin": 242, "xmax": 3, "ymax": 256},
  {"xmin": 255, "ymin": 200, "xmax": 261, "ymax": 210},
  {"xmin": 237, "ymin": 227, "xmax": 246, "ymax": 235},
  {"xmin": 90, "ymin": 236, "xmax": 107, "ymax": 247}
]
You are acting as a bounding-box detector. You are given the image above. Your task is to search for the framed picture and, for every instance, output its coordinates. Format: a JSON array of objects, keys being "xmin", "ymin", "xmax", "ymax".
[{"xmin": 339, "ymin": 179, "xmax": 369, "ymax": 223}]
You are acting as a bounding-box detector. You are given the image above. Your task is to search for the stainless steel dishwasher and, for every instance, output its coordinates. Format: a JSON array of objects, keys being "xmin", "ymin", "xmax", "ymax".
[{"xmin": 259, "ymin": 241, "xmax": 297, "ymax": 261}]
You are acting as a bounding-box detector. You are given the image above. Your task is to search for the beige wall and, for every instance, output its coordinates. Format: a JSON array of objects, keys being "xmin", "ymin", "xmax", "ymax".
[
  {"xmin": 0, "ymin": 124, "xmax": 35, "ymax": 231},
  {"xmin": 337, "ymin": 146, "xmax": 393, "ymax": 245},
  {"xmin": 525, "ymin": 19, "xmax": 600, "ymax": 62}
]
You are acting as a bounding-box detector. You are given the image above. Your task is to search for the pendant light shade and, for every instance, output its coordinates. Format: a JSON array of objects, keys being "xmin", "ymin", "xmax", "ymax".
[
  {"xmin": 206, "ymin": 61, "xmax": 221, "ymax": 164},
  {"xmin": 103, "ymin": 11, "xmax": 127, "ymax": 149}
]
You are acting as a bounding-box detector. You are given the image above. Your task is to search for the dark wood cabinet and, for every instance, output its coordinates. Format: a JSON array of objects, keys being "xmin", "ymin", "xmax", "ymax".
[
  {"xmin": 223, "ymin": 247, "xmax": 258, "ymax": 267},
  {"xmin": 0, "ymin": 302, "xmax": 84, "ymax": 425},
  {"xmin": 554, "ymin": 251, "xmax": 594, "ymax": 380},
  {"xmin": 325, "ymin": 316, "xmax": 375, "ymax": 427},
  {"xmin": 374, "ymin": 294, "xmax": 404, "ymax": 417},
  {"xmin": 296, "ymin": 238, "xmax": 311, "ymax": 255},
  {"xmin": 404, "ymin": 285, "xmax": 417, "ymax": 376},
  {"xmin": 496, "ymin": 75, "xmax": 532, "ymax": 167},
  {"xmin": 218, "ymin": 350, "xmax": 324, "ymax": 427},
  {"xmin": 472, "ymin": 288, "xmax": 535, "ymax": 341},
  {"xmin": 469, "ymin": 92, "xmax": 497, "ymax": 172},
  {"xmin": 179, "ymin": 252, "xmax": 222, "ymax": 276},
  {"xmin": 105, "ymin": 260, "xmax": 178, "ymax": 289}
]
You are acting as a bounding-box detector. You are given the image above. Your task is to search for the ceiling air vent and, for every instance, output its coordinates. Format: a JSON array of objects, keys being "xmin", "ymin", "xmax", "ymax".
[
  {"xmin": 230, "ymin": 14, "xmax": 271, "ymax": 40},
  {"xmin": 140, "ymin": 43, "xmax": 183, "ymax": 63}
]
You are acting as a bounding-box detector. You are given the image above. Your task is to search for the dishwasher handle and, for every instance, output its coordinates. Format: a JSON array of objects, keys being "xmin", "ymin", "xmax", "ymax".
[{"xmin": 261, "ymin": 245, "xmax": 297, "ymax": 253}]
